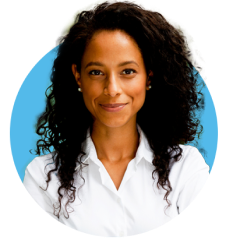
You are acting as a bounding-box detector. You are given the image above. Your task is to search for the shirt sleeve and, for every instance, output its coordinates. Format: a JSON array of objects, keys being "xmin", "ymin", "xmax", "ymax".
[
  {"xmin": 176, "ymin": 147, "xmax": 210, "ymax": 214},
  {"xmin": 23, "ymin": 158, "xmax": 59, "ymax": 220}
]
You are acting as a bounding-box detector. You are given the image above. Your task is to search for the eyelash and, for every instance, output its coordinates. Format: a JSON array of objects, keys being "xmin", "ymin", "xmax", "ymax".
[{"xmin": 89, "ymin": 69, "xmax": 136, "ymax": 75}]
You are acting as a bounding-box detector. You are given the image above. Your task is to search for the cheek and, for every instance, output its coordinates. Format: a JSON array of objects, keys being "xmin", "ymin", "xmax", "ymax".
[
  {"xmin": 130, "ymin": 84, "xmax": 146, "ymax": 109},
  {"xmin": 132, "ymin": 86, "xmax": 146, "ymax": 102},
  {"xmin": 82, "ymin": 92, "xmax": 95, "ymax": 114},
  {"xmin": 81, "ymin": 83, "xmax": 102, "ymax": 116}
]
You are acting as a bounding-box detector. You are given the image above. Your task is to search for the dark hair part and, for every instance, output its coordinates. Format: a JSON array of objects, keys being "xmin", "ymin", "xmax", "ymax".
[{"xmin": 34, "ymin": 1, "xmax": 203, "ymax": 218}]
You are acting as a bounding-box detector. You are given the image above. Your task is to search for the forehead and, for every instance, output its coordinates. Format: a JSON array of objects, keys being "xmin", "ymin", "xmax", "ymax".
[
  {"xmin": 81, "ymin": 30, "xmax": 143, "ymax": 66},
  {"xmin": 90, "ymin": 29, "xmax": 137, "ymax": 47}
]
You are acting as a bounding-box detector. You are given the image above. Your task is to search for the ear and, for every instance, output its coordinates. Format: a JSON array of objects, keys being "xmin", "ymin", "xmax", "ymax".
[
  {"xmin": 149, "ymin": 70, "xmax": 154, "ymax": 77},
  {"xmin": 72, "ymin": 63, "xmax": 79, "ymax": 79},
  {"xmin": 72, "ymin": 64, "xmax": 81, "ymax": 85},
  {"xmin": 72, "ymin": 63, "xmax": 80, "ymax": 83}
]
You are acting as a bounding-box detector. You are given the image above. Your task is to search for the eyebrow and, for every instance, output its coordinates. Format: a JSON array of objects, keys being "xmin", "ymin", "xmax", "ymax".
[{"xmin": 85, "ymin": 61, "xmax": 139, "ymax": 69}]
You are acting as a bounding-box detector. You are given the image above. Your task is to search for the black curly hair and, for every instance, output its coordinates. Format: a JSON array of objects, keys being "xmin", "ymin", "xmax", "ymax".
[{"xmin": 34, "ymin": 1, "xmax": 203, "ymax": 218}]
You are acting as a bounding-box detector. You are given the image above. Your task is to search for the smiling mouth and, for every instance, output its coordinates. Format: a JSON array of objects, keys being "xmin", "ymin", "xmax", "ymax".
[
  {"xmin": 99, "ymin": 103, "xmax": 128, "ymax": 112},
  {"xmin": 100, "ymin": 103, "xmax": 128, "ymax": 108}
]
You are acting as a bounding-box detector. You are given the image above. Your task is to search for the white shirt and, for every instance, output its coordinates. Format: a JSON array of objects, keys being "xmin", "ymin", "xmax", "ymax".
[{"xmin": 23, "ymin": 125, "xmax": 209, "ymax": 237}]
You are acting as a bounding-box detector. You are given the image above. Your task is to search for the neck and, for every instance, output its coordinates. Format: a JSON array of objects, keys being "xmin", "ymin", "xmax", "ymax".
[{"xmin": 91, "ymin": 119, "xmax": 139, "ymax": 163}]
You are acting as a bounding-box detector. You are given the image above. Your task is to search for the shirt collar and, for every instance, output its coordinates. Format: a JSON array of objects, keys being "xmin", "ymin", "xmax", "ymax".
[{"xmin": 78, "ymin": 124, "xmax": 154, "ymax": 169}]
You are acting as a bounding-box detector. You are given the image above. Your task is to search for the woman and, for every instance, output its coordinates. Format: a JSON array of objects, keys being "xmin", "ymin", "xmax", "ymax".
[{"xmin": 23, "ymin": 1, "xmax": 209, "ymax": 237}]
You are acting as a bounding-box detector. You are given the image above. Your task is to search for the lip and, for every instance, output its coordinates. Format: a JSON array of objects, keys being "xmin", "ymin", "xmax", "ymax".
[
  {"xmin": 100, "ymin": 103, "xmax": 127, "ymax": 107},
  {"xmin": 99, "ymin": 103, "xmax": 128, "ymax": 112}
]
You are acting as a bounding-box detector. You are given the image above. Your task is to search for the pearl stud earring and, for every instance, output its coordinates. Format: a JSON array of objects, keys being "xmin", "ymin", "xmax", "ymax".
[{"xmin": 78, "ymin": 88, "xmax": 82, "ymax": 92}]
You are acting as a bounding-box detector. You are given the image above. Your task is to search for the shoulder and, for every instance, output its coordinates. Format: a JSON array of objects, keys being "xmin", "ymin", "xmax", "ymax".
[
  {"xmin": 24, "ymin": 152, "xmax": 57, "ymax": 184},
  {"xmin": 170, "ymin": 145, "xmax": 210, "ymax": 213},
  {"xmin": 178, "ymin": 145, "xmax": 209, "ymax": 170},
  {"xmin": 169, "ymin": 145, "xmax": 210, "ymax": 184}
]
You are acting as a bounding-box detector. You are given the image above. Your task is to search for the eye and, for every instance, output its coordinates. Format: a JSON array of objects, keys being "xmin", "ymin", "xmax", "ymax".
[
  {"xmin": 89, "ymin": 69, "xmax": 136, "ymax": 76},
  {"xmin": 89, "ymin": 70, "xmax": 103, "ymax": 75},
  {"xmin": 123, "ymin": 69, "xmax": 136, "ymax": 75}
]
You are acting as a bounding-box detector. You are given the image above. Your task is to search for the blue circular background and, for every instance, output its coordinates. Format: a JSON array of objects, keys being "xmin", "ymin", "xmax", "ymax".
[{"xmin": 10, "ymin": 46, "xmax": 218, "ymax": 181}]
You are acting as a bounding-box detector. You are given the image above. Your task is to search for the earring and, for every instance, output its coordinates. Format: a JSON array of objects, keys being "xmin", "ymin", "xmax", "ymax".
[{"xmin": 148, "ymin": 85, "xmax": 151, "ymax": 89}]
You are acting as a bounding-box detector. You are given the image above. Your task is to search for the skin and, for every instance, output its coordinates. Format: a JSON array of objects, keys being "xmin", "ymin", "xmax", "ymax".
[{"xmin": 72, "ymin": 30, "xmax": 152, "ymax": 190}]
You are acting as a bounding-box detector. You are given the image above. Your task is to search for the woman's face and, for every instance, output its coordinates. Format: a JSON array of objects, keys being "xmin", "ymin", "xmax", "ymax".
[{"xmin": 72, "ymin": 30, "xmax": 152, "ymax": 128}]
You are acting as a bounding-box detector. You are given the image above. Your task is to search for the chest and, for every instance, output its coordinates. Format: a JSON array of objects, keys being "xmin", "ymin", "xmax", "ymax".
[{"xmin": 100, "ymin": 158, "xmax": 132, "ymax": 190}]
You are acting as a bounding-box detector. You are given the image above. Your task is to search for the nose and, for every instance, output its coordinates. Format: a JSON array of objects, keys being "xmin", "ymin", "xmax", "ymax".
[{"xmin": 104, "ymin": 76, "xmax": 122, "ymax": 96}]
